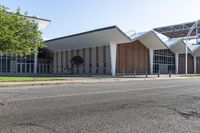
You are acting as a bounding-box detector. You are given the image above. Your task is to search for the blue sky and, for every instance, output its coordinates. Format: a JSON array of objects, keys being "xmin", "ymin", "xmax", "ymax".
[{"xmin": 1, "ymin": 0, "xmax": 200, "ymax": 40}]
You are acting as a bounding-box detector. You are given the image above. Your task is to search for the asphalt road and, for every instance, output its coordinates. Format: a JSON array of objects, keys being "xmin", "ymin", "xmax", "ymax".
[{"xmin": 1, "ymin": 78, "xmax": 200, "ymax": 133}]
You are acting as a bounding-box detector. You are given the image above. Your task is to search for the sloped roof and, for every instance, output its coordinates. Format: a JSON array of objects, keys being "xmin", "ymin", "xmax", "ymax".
[
  {"xmin": 130, "ymin": 31, "xmax": 167, "ymax": 50},
  {"xmin": 165, "ymin": 39, "xmax": 191, "ymax": 54},
  {"xmin": 45, "ymin": 26, "xmax": 131, "ymax": 51},
  {"xmin": 188, "ymin": 43, "xmax": 200, "ymax": 56}
]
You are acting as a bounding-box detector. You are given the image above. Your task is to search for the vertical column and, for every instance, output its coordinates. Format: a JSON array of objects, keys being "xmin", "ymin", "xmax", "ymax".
[
  {"xmin": 53, "ymin": 52, "xmax": 56, "ymax": 73},
  {"xmin": 68, "ymin": 50, "xmax": 71, "ymax": 69},
  {"xmin": 194, "ymin": 56, "xmax": 197, "ymax": 74},
  {"xmin": 79, "ymin": 49, "xmax": 83, "ymax": 75},
  {"xmin": 34, "ymin": 52, "xmax": 38, "ymax": 74},
  {"xmin": 110, "ymin": 42, "xmax": 117, "ymax": 77},
  {"xmin": 149, "ymin": 49, "xmax": 154, "ymax": 75},
  {"xmin": 58, "ymin": 51, "xmax": 61, "ymax": 73},
  {"xmin": 91, "ymin": 47, "xmax": 96, "ymax": 74},
  {"xmin": 99, "ymin": 46, "xmax": 104, "ymax": 74},
  {"xmin": 185, "ymin": 47, "xmax": 188, "ymax": 75},
  {"xmin": 175, "ymin": 53, "xmax": 179, "ymax": 74},
  {"xmin": 85, "ymin": 48, "xmax": 90, "ymax": 74},
  {"xmin": 63, "ymin": 50, "xmax": 66, "ymax": 70},
  {"xmin": 106, "ymin": 46, "xmax": 111, "ymax": 74}
]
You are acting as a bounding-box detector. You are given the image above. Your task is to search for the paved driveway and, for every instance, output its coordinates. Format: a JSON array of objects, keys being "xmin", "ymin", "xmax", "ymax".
[{"xmin": 0, "ymin": 78, "xmax": 200, "ymax": 133}]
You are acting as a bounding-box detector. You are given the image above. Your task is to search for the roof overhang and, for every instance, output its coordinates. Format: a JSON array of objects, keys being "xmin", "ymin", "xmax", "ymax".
[
  {"xmin": 26, "ymin": 16, "xmax": 51, "ymax": 29},
  {"xmin": 154, "ymin": 21, "xmax": 200, "ymax": 38},
  {"xmin": 6, "ymin": 12, "xmax": 51, "ymax": 29},
  {"xmin": 188, "ymin": 44, "xmax": 200, "ymax": 56},
  {"xmin": 45, "ymin": 26, "xmax": 131, "ymax": 52},
  {"xmin": 130, "ymin": 30, "xmax": 167, "ymax": 50},
  {"xmin": 165, "ymin": 39, "xmax": 191, "ymax": 54}
]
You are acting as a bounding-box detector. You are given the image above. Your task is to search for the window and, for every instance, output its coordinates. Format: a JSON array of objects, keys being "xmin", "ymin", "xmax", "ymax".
[{"xmin": 153, "ymin": 49, "xmax": 175, "ymax": 74}]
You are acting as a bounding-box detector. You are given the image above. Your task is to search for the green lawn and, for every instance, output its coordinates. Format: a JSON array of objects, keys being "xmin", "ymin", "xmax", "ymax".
[
  {"xmin": 0, "ymin": 77, "xmax": 64, "ymax": 82},
  {"xmin": 180, "ymin": 75, "xmax": 200, "ymax": 78}
]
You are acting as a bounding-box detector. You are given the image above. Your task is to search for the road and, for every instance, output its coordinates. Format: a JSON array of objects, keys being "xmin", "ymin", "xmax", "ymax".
[{"xmin": 1, "ymin": 78, "xmax": 200, "ymax": 133}]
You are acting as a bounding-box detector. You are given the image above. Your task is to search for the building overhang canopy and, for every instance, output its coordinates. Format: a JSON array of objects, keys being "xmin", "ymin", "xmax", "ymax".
[
  {"xmin": 154, "ymin": 21, "xmax": 200, "ymax": 38},
  {"xmin": 165, "ymin": 39, "xmax": 191, "ymax": 54},
  {"xmin": 45, "ymin": 26, "xmax": 131, "ymax": 52},
  {"xmin": 188, "ymin": 44, "xmax": 200, "ymax": 56},
  {"xmin": 26, "ymin": 16, "xmax": 51, "ymax": 29},
  {"xmin": 130, "ymin": 30, "xmax": 167, "ymax": 50}
]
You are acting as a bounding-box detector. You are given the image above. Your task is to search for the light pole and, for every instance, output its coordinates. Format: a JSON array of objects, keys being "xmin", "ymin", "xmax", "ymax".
[{"xmin": 185, "ymin": 20, "xmax": 200, "ymax": 75}]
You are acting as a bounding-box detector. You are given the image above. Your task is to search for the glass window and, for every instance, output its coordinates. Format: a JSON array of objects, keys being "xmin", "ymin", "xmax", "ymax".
[{"xmin": 153, "ymin": 49, "xmax": 175, "ymax": 74}]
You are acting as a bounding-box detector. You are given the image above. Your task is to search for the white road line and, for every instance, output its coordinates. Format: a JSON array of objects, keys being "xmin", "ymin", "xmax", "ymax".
[{"xmin": 7, "ymin": 83, "xmax": 200, "ymax": 102}]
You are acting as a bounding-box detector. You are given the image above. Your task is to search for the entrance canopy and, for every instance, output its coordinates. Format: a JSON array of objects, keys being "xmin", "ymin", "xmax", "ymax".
[
  {"xmin": 154, "ymin": 21, "xmax": 200, "ymax": 38},
  {"xmin": 130, "ymin": 31, "xmax": 167, "ymax": 50},
  {"xmin": 165, "ymin": 39, "xmax": 191, "ymax": 54},
  {"xmin": 45, "ymin": 26, "xmax": 131, "ymax": 51}
]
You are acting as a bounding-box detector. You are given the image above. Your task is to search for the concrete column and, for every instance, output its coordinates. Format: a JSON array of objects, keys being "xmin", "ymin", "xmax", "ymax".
[
  {"xmin": 99, "ymin": 46, "xmax": 104, "ymax": 74},
  {"xmin": 110, "ymin": 42, "xmax": 117, "ymax": 77},
  {"xmin": 194, "ymin": 56, "xmax": 197, "ymax": 74},
  {"xmin": 149, "ymin": 49, "xmax": 154, "ymax": 75},
  {"xmin": 175, "ymin": 53, "xmax": 179, "ymax": 74},
  {"xmin": 91, "ymin": 47, "xmax": 96, "ymax": 74},
  {"xmin": 34, "ymin": 52, "xmax": 38, "ymax": 74}
]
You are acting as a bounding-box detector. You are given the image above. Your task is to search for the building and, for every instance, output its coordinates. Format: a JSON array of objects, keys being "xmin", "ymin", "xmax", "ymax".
[
  {"xmin": 1, "ymin": 18, "xmax": 200, "ymax": 76},
  {"xmin": 0, "ymin": 15, "xmax": 51, "ymax": 74},
  {"xmin": 45, "ymin": 21, "xmax": 200, "ymax": 76}
]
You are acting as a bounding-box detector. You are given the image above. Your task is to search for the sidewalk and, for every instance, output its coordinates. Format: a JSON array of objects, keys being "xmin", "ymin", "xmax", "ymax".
[{"xmin": 0, "ymin": 75, "xmax": 189, "ymax": 88}]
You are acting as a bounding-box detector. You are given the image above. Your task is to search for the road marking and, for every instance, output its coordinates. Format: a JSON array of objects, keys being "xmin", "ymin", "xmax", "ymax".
[{"xmin": 7, "ymin": 83, "xmax": 200, "ymax": 102}]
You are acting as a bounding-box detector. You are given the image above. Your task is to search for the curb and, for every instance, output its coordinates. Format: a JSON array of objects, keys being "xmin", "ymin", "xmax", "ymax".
[{"xmin": 0, "ymin": 77, "xmax": 189, "ymax": 88}]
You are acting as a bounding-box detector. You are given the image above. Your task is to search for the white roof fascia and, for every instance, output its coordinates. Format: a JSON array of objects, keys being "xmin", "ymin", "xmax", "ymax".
[
  {"xmin": 130, "ymin": 30, "xmax": 167, "ymax": 50},
  {"xmin": 165, "ymin": 39, "xmax": 192, "ymax": 54}
]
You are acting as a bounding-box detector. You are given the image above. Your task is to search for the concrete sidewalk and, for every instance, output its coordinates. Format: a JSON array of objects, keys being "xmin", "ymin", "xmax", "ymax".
[{"xmin": 0, "ymin": 75, "xmax": 189, "ymax": 88}]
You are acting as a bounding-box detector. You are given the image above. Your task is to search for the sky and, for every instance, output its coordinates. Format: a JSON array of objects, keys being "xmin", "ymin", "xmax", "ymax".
[{"xmin": 1, "ymin": 0, "xmax": 200, "ymax": 40}]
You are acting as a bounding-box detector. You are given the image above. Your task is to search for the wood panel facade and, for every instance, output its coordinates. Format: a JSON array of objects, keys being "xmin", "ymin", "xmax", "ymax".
[
  {"xmin": 196, "ymin": 57, "xmax": 200, "ymax": 74},
  {"xmin": 178, "ymin": 54, "xmax": 194, "ymax": 74},
  {"xmin": 116, "ymin": 41, "xmax": 149, "ymax": 74}
]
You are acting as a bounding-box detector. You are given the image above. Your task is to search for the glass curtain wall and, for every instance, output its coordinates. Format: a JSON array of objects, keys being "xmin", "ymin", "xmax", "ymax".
[
  {"xmin": 153, "ymin": 49, "xmax": 175, "ymax": 74},
  {"xmin": 0, "ymin": 54, "xmax": 52, "ymax": 74}
]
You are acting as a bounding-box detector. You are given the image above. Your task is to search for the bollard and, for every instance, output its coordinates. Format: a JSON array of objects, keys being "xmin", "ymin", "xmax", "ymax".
[
  {"xmin": 158, "ymin": 71, "xmax": 160, "ymax": 78},
  {"xmin": 133, "ymin": 71, "xmax": 136, "ymax": 78},
  {"xmin": 145, "ymin": 70, "xmax": 148, "ymax": 78},
  {"xmin": 169, "ymin": 71, "xmax": 171, "ymax": 78}
]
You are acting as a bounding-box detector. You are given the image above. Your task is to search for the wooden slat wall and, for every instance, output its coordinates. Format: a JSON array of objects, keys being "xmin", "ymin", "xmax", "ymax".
[
  {"xmin": 197, "ymin": 58, "xmax": 200, "ymax": 74},
  {"xmin": 178, "ymin": 54, "xmax": 194, "ymax": 74},
  {"xmin": 116, "ymin": 40, "xmax": 149, "ymax": 74}
]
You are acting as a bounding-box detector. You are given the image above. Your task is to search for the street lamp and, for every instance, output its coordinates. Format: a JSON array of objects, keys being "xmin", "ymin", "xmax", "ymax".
[{"xmin": 185, "ymin": 20, "xmax": 200, "ymax": 75}]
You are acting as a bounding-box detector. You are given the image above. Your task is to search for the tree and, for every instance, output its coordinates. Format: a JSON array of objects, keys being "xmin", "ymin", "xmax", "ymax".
[
  {"xmin": 70, "ymin": 56, "xmax": 84, "ymax": 65},
  {"xmin": 0, "ymin": 5, "xmax": 46, "ymax": 56}
]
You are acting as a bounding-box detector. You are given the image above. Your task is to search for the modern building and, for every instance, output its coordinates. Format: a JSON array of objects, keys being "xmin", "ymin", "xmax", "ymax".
[
  {"xmin": 0, "ymin": 15, "xmax": 51, "ymax": 74},
  {"xmin": 45, "ymin": 21, "xmax": 200, "ymax": 76},
  {"xmin": 1, "ymin": 18, "xmax": 200, "ymax": 76}
]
